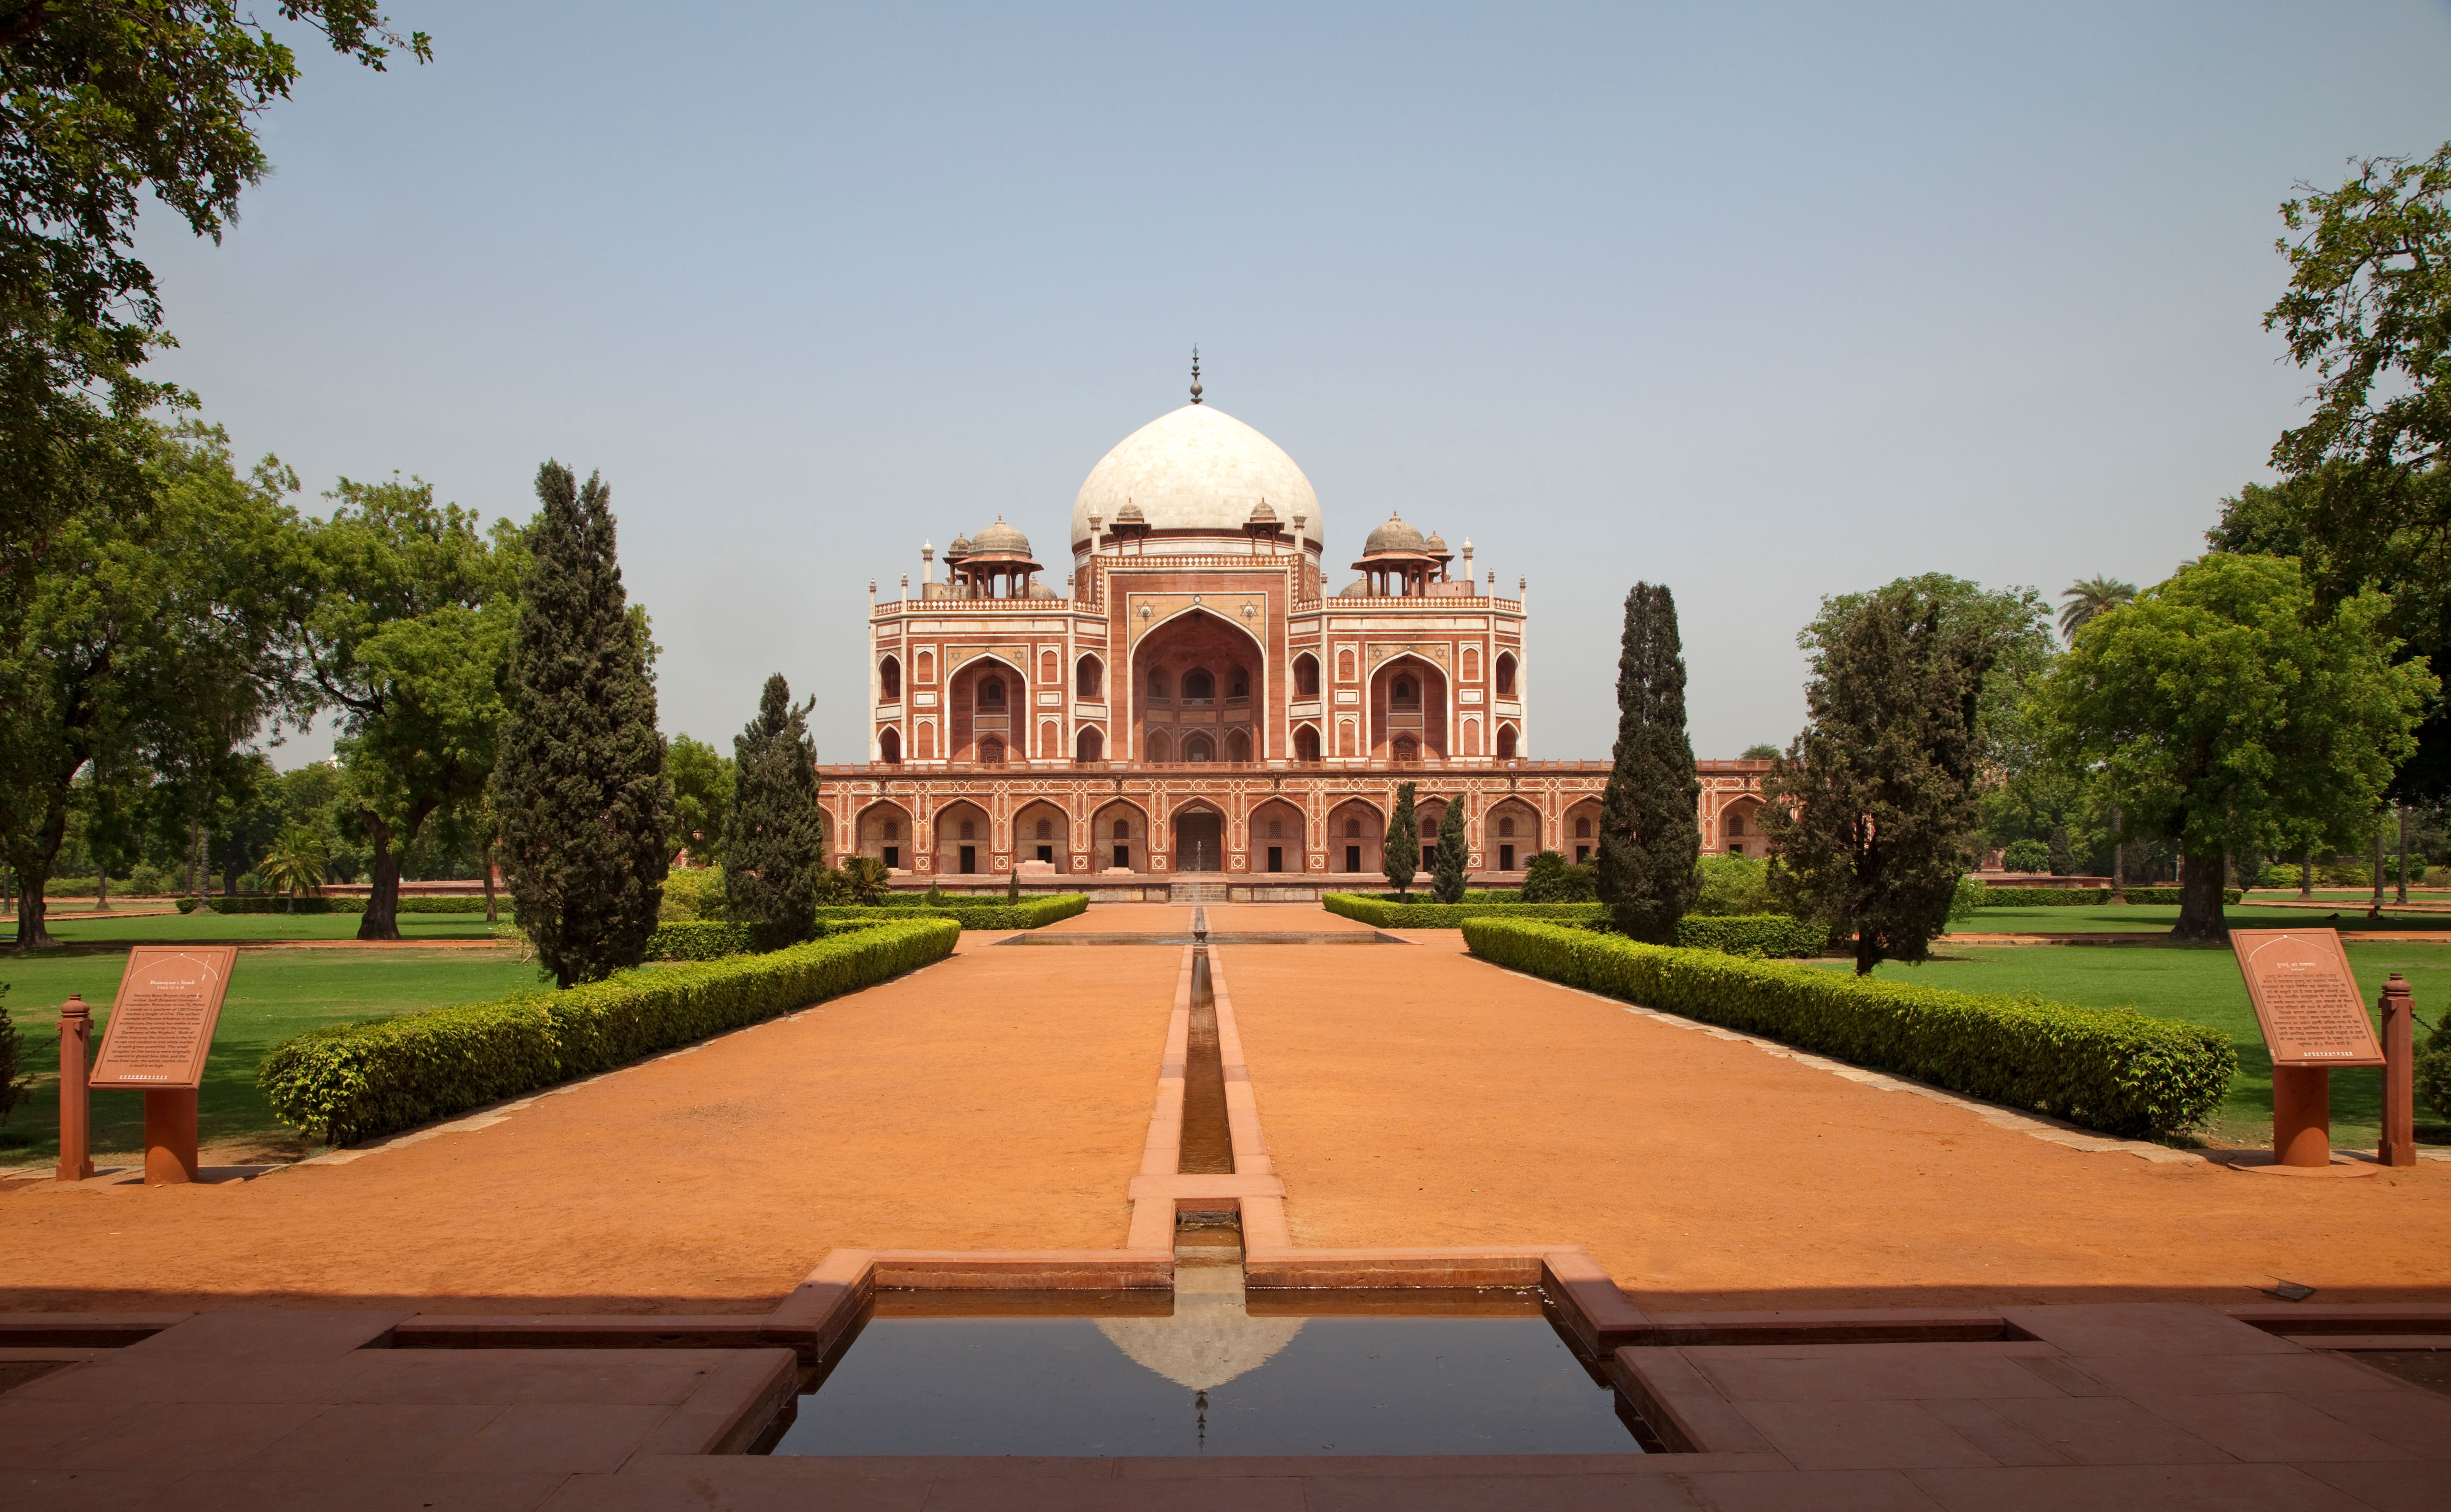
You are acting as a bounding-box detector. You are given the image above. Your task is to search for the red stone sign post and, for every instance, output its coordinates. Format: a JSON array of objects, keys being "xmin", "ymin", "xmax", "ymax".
[
  {"xmin": 2379, "ymin": 973, "xmax": 2418, "ymax": 1169},
  {"xmin": 86, "ymin": 946, "xmax": 237, "ymax": 1185},
  {"xmin": 2229, "ymin": 929, "xmax": 2386, "ymax": 1176},
  {"xmin": 54, "ymin": 995, "xmax": 94, "ymax": 1183}
]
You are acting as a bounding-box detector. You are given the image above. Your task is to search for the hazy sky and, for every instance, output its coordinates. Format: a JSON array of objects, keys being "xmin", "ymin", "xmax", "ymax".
[{"xmin": 140, "ymin": 2, "xmax": 2451, "ymax": 766}]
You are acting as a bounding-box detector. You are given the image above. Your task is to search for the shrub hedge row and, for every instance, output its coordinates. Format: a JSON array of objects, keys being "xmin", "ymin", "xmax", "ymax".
[
  {"xmin": 815, "ymin": 894, "xmax": 1088, "ymax": 930},
  {"xmin": 1966, "ymin": 886, "xmax": 2245, "ymax": 908},
  {"xmin": 1323, "ymin": 893, "xmax": 1606, "ymax": 928},
  {"xmin": 1662, "ymin": 914, "xmax": 1831, "ymax": 957},
  {"xmin": 641, "ymin": 920, "xmax": 757, "ymax": 960},
  {"xmin": 1462, "ymin": 919, "xmax": 2232, "ymax": 1138},
  {"xmin": 197, "ymin": 895, "xmax": 494, "ymax": 915},
  {"xmin": 256, "ymin": 917, "xmax": 961, "ymax": 1145}
]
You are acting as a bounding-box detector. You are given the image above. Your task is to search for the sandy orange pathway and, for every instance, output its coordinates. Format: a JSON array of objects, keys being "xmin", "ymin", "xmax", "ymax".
[
  {"xmin": 0, "ymin": 937, "xmax": 1180, "ymax": 1313},
  {"xmin": 1223, "ymin": 933, "xmax": 2451, "ymax": 1308}
]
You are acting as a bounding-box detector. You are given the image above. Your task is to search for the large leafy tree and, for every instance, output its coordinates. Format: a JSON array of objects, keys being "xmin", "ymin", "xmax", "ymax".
[
  {"xmin": 0, "ymin": 421, "xmax": 305, "ymax": 946},
  {"xmin": 492, "ymin": 462, "xmax": 670, "ymax": 987},
  {"xmin": 1764, "ymin": 581, "xmax": 1997, "ymax": 974},
  {"xmin": 723, "ymin": 674, "xmax": 825, "ymax": 952},
  {"xmin": 2242, "ymin": 144, "xmax": 2451, "ymax": 798},
  {"xmin": 0, "ymin": 4, "xmax": 426, "ymax": 594},
  {"xmin": 1593, "ymin": 582, "xmax": 1700, "ymax": 942},
  {"xmin": 667, "ymin": 733, "xmax": 733, "ymax": 868},
  {"xmin": 295, "ymin": 476, "xmax": 520, "ymax": 940},
  {"xmin": 2037, "ymin": 554, "xmax": 2433, "ymax": 941}
]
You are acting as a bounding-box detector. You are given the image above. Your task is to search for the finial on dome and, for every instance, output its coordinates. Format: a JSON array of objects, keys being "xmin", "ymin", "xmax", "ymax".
[{"xmin": 1189, "ymin": 345, "xmax": 1202, "ymax": 404}]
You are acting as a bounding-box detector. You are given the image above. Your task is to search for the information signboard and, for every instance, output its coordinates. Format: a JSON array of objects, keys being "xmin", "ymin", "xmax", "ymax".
[
  {"xmin": 88, "ymin": 946, "xmax": 237, "ymax": 1090},
  {"xmin": 2228, "ymin": 929, "xmax": 2386, "ymax": 1069}
]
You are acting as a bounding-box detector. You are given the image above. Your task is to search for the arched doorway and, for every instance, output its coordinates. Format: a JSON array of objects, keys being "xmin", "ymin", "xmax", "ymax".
[
  {"xmin": 1132, "ymin": 608, "xmax": 1265, "ymax": 768},
  {"xmin": 1484, "ymin": 798, "xmax": 1540, "ymax": 874},
  {"xmin": 856, "ymin": 801, "xmax": 914, "ymax": 871},
  {"xmin": 1250, "ymin": 798, "xmax": 1306, "ymax": 873},
  {"xmin": 1369, "ymin": 655, "xmax": 1448, "ymax": 760},
  {"xmin": 1093, "ymin": 801, "xmax": 1149, "ymax": 873},
  {"xmin": 1012, "ymin": 800, "xmax": 1070, "ymax": 871},
  {"xmin": 1076, "ymin": 726, "xmax": 1104, "ymax": 762},
  {"xmin": 1171, "ymin": 805, "xmax": 1225, "ymax": 872},
  {"xmin": 932, "ymin": 800, "xmax": 992, "ymax": 876},
  {"xmin": 1326, "ymin": 798, "xmax": 1383, "ymax": 877}
]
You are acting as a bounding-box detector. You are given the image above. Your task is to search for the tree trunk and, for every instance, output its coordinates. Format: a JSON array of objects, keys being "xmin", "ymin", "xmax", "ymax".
[
  {"xmin": 2107, "ymin": 800, "xmax": 2125, "ymax": 902},
  {"xmin": 2396, "ymin": 804, "xmax": 2411, "ymax": 904},
  {"xmin": 2300, "ymin": 855, "xmax": 2313, "ymax": 899},
  {"xmin": 2371, "ymin": 816, "xmax": 2387, "ymax": 919},
  {"xmin": 2172, "ymin": 852, "xmax": 2229, "ymax": 940},
  {"xmin": 482, "ymin": 839, "xmax": 498, "ymax": 925},
  {"xmin": 359, "ymin": 815, "xmax": 402, "ymax": 942},
  {"xmin": 185, "ymin": 816, "xmax": 200, "ymax": 896}
]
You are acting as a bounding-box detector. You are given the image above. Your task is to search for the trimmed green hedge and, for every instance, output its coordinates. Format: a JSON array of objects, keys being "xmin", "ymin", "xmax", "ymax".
[
  {"xmin": 201, "ymin": 894, "xmax": 494, "ymax": 915},
  {"xmin": 1323, "ymin": 893, "xmax": 1606, "ymax": 928},
  {"xmin": 1664, "ymin": 914, "xmax": 1829, "ymax": 957},
  {"xmin": 257, "ymin": 918, "xmax": 961, "ymax": 1145},
  {"xmin": 641, "ymin": 920, "xmax": 757, "ymax": 960},
  {"xmin": 1964, "ymin": 886, "xmax": 2243, "ymax": 909},
  {"xmin": 1462, "ymin": 919, "xmax": 2232, "ymax": 1139},
  {"xmin": 816, "ymin": 894, "xmax": 1088, "ymax": 930},
  {"xmin": 2123, "ymin": 886, "xmax": 2242, "ymax": 905}
]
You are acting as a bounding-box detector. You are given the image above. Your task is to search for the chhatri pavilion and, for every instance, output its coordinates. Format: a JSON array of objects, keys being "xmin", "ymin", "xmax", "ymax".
[{"xmin": 819, "ymin": 365, "xmax": 1765, "ymax": 896}]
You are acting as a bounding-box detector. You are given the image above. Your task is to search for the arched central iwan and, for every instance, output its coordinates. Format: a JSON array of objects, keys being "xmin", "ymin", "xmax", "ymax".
[{"xmin": 1131, "ymin": 608, "xmax": 1266, "ymax": 764}]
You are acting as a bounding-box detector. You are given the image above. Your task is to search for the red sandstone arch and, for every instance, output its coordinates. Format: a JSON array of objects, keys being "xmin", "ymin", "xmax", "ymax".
[
  {"xmin": 1326, "ymin": 797, "xmax": 1385, "ymax": 876},
  {"xmin": 1011, "ymin": 799, "xmax": 1071, "ymax": 872},
  {"xmin": 854, "ymin": 800, "xmax": 914, "ymax": 871},
  {"xmin": 930, "ymin": 799, "xmax": 993, "ymax": 876},
  {"xmin": 1092, "ymin": 799, "xmax": 1150, "ymax": 873},
  {"xmin": 1249, "ymin": 798, "xmax": 1307, "ymax": 873}
]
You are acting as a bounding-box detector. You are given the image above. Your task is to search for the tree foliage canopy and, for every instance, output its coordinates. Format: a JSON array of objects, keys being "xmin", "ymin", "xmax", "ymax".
[
  {"xmin": 1593, "ymin": 582, "xmax": 1699, "ymax": 943},
  {"xmin": 1765, "ymin": 580, "xmax": 1998, "ymax": 974},
  {"xmin": 0, "ymin": 3, "xmax": 426, "ymax": 589},
  {"xmin": 296, "ymin": 475, "xmax": 521, "ymax": 939},
  {"xmin": 724, "ymin": 673, "xmax": 826, "ymax": 952},
  {"xmin": 492, "ymin": 462, "xmax": 670, "ymax": 987},
  {"xmin": 1382, "ymin": 782, "xmax": 1419, "ymax": 899},
  {"xmin": 2037, "ymin": 553, "xmax": 2433, "ymax": 937}
]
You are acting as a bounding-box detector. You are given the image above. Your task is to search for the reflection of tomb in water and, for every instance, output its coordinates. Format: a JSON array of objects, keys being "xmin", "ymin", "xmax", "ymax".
[
  {"xmin": 770, "ymin": 1269, "xmax": 1654, "ymax": 1458},
  {"xmin": 1096, "ymin": 1264, "xmax": 1302, "ymax": 1391}
]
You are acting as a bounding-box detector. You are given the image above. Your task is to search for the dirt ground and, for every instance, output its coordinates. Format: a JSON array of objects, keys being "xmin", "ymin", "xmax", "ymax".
[
  {"xmin": 10, "ymin": 900, "xmax": 2446, "ymax": 1317},
  {"xmin": 1223, "ymin": 932, "xmax": 2451, "ymax": 1310},
  {"xmin": 0, "ymin": 934, "xmax": 1179, "ymax": 1313}
]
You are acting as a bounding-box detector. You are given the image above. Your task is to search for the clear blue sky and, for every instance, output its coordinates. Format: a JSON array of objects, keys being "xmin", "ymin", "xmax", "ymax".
[{"xmin": 140, "ymin": 1, "xmax": 2451, "ymax": 765}]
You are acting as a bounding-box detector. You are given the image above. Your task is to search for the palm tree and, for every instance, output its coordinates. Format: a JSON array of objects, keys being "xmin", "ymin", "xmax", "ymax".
[
  {"xmin": 255, "ymin": 827, "xmax": 330, "ymax": 913},
  {"xmin": 2058, "ymin": 577, "xmax": 2139, "ymax": 641}
]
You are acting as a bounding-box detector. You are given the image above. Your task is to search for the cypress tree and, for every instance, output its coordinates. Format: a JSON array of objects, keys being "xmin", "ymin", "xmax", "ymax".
[
  {"xmin": 493, "ymin": 462, "xmax": 672, "ymax": 987},
  {"xmin": 1383, "ymin": 781, "xmax": 1420, "ymax": 900},
  {"xmin": 723, "ymin": 673, "xmax": 826, "ymax": 952},
  {"xmin": 1431, "ymin": 795, "xmax": 1469, "ymax": 903},
  {"xmin": 1594, "ymin": 582, "xmax": 1702, "ymax": 943},
  {"xmin": 1762, "ymin": 584, "xmax": 1993, "ymax": 974}
]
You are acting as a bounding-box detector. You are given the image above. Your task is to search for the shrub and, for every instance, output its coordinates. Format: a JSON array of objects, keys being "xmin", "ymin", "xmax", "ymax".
[
  {"xmin": 2418, "ymin": 1011, "xmax": 2451, "ymax": 1122},
  {"xmin": 812, "ymin": 893, "xmax": 1088, "ymax": 930},
  {"xmin": 2259, "ymin": 863, "xmax": 2302, "ymax": 889},
  {"xmin": 1951, "ymin": 876, "xmax": 1991, "ymax": 918},
  {"xmin": 2319, "ymin": 862, "xmax": 2372, "ymax": 888},
  {"xmin": 1666, "ymin": 914, "xmax": 1830, "ymax": 957},
  {"xmin": 1522, "ymin": 851, "xmax": 1598, "ymax": 903},
  {"xmin": 641, "ymin": 920, "xmax": 756, "ymax": 960},
  {"xmin": 1463, "ymin": 919, "xmax": 2232, "ymax": 1139},
  {"xmin": 258, "ymin": 918, "xmax": 961, "ymax": 1145},
  {"xmin": 126, "ymin": 863, "xmax": 168, "ymax": 897},
  {"xmin": 2120, "ymin": 886, "xmax": 2242, "ymax": 906},
  {"xmin": 175, "ymin": 896, "xmax": 202, "ymax": 914},
  {"xmin": 2000, "ymin": 839, "xmax": 2052, "ymax": 872},
  {"xmin": 1325, "ymin": 892, "xmax": 1607, "ymax": 928},
  {"xmin": 1691, "ymin": 854, "xmax": 1773, "ymax": 915},
  {"xmin": 0, "ymin": 983, "xmax": 27, "ymax": 1125},
  {"xmin": 1970, "ymin": 887, "xmax": 2110, "ymax": 907},
  {"xmin": 659, "ymin": 867, "xmax": 726, "ymax": 923}
]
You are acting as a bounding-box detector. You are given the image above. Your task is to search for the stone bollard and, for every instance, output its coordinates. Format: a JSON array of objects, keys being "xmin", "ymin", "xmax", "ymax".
[
  {"xmin": 56, "ymin": 994, "xmax": 93, "ymax": 1183},
  {"xmin": 2380, "ymin": 973, "xmax": 2417, "ymax": 1169}
]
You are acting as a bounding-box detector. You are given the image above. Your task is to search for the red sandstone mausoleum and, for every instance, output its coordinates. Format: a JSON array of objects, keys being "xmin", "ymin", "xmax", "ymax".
[{"xmin": 819, "ymin": 370, "xmax": 1765, "ymax": 897}]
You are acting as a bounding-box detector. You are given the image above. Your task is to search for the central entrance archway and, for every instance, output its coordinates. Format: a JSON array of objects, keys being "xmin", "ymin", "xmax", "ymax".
[{"xmin": 1171, "ymin": 809, "xmax": 1224, "ymax": 872}]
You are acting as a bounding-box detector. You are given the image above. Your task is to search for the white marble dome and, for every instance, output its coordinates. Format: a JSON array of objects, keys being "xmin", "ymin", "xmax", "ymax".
[{"xmin": 1071, "ymin": 404, "xmax": 1321, "ymax": 553}]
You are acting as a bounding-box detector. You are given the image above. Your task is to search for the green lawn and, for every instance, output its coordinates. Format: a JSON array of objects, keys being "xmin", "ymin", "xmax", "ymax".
[
  {"xmin": 1815, "ymin": 941, "xmax": 2451, "ymax": 1147},
  {"xmin": 0, "ymin": 945, "xmax": 538, "ymax": 1166},
  {"xmin": 1962, "ymin": 902, "xmax": 2451, "ymax": 935},
  {"xmin": 19, "ymin": 910, "xmax": 500, "ymax": 944}
]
